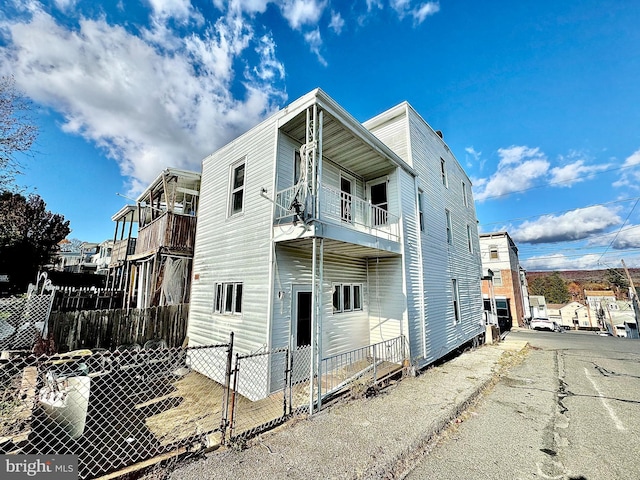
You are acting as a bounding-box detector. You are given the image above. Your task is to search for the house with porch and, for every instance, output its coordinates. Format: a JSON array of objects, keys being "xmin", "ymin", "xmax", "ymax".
[
  {"xmin": 187, "ymin": 89, "xmax": 484, "ymax": 400},
  {"xmin": 107, "ymin": 168, "xmax": 201, "ymax": 308}
]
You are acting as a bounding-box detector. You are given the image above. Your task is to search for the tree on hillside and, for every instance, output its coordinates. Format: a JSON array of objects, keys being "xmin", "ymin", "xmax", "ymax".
[
  {"xmin": 528, "ymin": 271, "xmax": 570, "ymax": 304},
  {"xmin": 605, "ymin": 268, "xmax": 629, "ymax": 297},
  {"xmin": 0, "ymin": 76, "xmax": 38, "ymax": 188},
  {"xmin": 0, "ymin": 192, "xmax": 70, "ymax": 293}
]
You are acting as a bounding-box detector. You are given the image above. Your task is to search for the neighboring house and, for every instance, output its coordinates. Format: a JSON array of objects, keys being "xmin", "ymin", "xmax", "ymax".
[
  {"xmin": 107, "ymin": 205, "xmax": 138, "ymax": 291},
  {"xmin": 91, "ymin": 240, "xmax": 113, "ymax": 276},
  {"xmin": 529, "ymin": 295, "xmax": 548, "ymax": 320},
  {"xmin": 56, "ymin": 241, "xmax": 101, "ymax": 274},
  {"xmin": 187, "ymin": 88, "xmax": 484, "ymax": 400},
  {"xmin": 584, "ymin": 290, "xmax": 617, "ymax": 332},
  {"xmin": 547, "ymin": 303, "xmax": 563, "ymax": 327},
  {"xmin": 108, "ymin": 168, "xmax": 201, "ymax": 308},
  {"xmin": 479, "ymin": 232, "xmax": 529, "ymax": 330},
  {"xmin": 547, "ymin": 301, "xmax": 588, "ymax": 329}
]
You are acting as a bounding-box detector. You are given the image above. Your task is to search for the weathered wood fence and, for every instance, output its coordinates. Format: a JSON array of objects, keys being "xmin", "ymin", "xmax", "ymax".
[
  {"xmin": 47, "ymin": 304, "xmax": 189, "ymax": 352},
  {"xmin": 52, "ymin": 287, "xmax": 126, "ymax": 312}
]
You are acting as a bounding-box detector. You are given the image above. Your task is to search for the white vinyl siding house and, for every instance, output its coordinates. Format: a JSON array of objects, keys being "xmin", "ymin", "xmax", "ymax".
[{"xmin": 188, "ymin": 89, "xmax": 484, "ymax": 398}]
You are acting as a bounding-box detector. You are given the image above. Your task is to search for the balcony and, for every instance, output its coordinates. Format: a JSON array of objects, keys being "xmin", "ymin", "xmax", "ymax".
[
  {"xmin": 275, "ymin": 184, "xmax": 400, "ymax": 243},
  {"xmin": 109, "ymin": 238, "xmax": 137, "ymax": 265},
  {"xmin": 135, "ymin": 212, "xmax": 197, "ymax": 256}
]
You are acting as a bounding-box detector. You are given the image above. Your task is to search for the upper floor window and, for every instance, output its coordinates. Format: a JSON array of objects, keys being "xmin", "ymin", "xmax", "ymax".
[
  {"xmin": 229, "ymin": 160, "xmax": 246, "ymax": 216},
  {"xmin": 467, "ymin": 225, "xmax": 473, "ymax": 253},
  {"xmin": 462, "ymin": 181, "xmax": 468, "ymax": 207},
  {"xmin": 418, "ymin": 190, "xmax": 425, "ymax": 232},
  {"xmin": 440, "ymin": 158, "xmax": 447, "ymax": 187},
  {"xmin": 489, "ymin": 245, "xmax": 499, "ymax": 259},
  {"xmin": 445, "ymin": 209, "xmax": 452, "ymax": 245},
  {"xmin": 493, "ymin": 270, "xmax": 503, "ymax": 286}
]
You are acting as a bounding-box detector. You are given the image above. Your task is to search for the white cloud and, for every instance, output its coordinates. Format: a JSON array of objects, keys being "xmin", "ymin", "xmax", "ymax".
[
  {"xmin": 280, "ymin": 0, "xmax": 327, "ymax": 30},
  {"xmin": 511, "ymin": 206, "xmax": 622, "ymax": 244},
  {"xmin": 329, "ymin": 10, "xmax": 345, "ymax": 34},
  {"xmin": 412, "ymin": 2, "xmax": 440, "ymax": 24},
  {"xmin": 588, "ymin": 224, "xmax": 640, "ymax": 250},
  {"xmin": 390, "ymin": 0, "xmax": 439, "ymax": 24},
  {"xmin": 473, "ymin": 145, "xmax": 549, "ymax": 202},
  {"xmin": 549, "ymin": 159, "xmax": 610, "ymax": 187},
  {"xmin": 465, "ymin": 146, "xmax": 482, "ymax": 168},
  {"xmin": 623, "ymin": 148, "xmax": 640, "ymax": 167},
  {"xmin": 304, "ymin": 28, "xmax": 327, "ymax": 66},
  {"xmin": 0, "ymin": 5, "xmax": 286, "ymax": 193},
  {"xmin": 147, "ymin": 0, "xmax": 192, "ymax": 21},
  {"xmin": 614, "ymin": 148, "xmax": 640, "ymax": 189},
  {"xmin": 53, "ymin": 0, "xmax": 78, "ymax": 11},
  {"xmin": 522, "ymin": 253, "xmax": 603, "ymax": 271}
]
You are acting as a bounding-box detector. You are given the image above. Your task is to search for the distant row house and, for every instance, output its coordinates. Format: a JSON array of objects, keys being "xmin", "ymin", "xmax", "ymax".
[{"xmin": 479, "ymin": 231, "xmax": 530, "ymax": 331}]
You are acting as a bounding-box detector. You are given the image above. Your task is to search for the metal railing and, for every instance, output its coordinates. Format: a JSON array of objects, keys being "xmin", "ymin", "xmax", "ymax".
[
  {"xmin": 274, "ymin": 184, "xmax": 400, "ymax": 242},
  {"xmin": 320, "ymin": 336, "xmax": 406, "ymax": 400}
]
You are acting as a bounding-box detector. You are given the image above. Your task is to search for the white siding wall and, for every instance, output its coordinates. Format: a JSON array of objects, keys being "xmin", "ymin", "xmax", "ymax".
[
  {"xmin": 367, "ymin": 257, "xmax": 405, "ymax": 345},
  {"xmin": 188, "ymin": 120, "xmax": 276, "ymax": 360},
  {"xmin": 271, "ymin": 245, "xmax": 371, "ymax": 357},
  {"xmin": 367, "ymin": 106, "xmax": 484, "ymax": 367}
]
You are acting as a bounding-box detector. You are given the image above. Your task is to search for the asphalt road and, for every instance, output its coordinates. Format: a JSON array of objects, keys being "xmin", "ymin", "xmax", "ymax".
[{"xmin": 405, "ymin": 330, "xmax": 640, "ymax": 480}]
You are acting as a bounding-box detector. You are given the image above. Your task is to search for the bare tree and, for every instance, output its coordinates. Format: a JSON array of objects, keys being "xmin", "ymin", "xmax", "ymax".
[{"xmin": 0, "ymin": 75, "xmax": 38, "ymax": 188}]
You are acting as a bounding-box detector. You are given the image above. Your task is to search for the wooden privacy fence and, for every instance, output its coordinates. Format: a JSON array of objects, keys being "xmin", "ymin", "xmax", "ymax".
[
  {"xmin": 52, "ymin": 287, "xmax": 125, "ymax": 312},
  {"xmin": 47, "ymin": 304, "xmax": 189, "ymax": 352}
]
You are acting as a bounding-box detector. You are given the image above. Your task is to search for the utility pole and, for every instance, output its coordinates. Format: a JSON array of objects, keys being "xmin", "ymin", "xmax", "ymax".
[{"xmin": 621, "ymin": 259, "xmax": 639, "ymax": 330}]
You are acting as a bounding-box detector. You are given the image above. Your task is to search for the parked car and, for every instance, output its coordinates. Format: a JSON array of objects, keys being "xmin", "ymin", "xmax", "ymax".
[
  {"xmin": 614, "ymin": 324, "xmax": 628, "ymax": 338},
  {"xmin": 530, "ymin": 318, "xmax": 562, "ymax": 332}
]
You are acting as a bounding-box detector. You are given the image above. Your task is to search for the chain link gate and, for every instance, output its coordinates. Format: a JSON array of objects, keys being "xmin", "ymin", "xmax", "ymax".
[{"xmin": 0, "ymin": 291, "xmax": 55, "ymax": 352}]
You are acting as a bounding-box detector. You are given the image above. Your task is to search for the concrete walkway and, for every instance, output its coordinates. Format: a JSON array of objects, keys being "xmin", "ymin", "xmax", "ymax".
[{"xmin": 165, "ymin": 335, "xmax": 528, "ymax": 480}]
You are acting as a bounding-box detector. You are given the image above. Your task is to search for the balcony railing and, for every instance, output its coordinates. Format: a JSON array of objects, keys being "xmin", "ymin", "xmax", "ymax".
[
  {"xmin": 135, "ymin": 212, "xmax": 197, "ymax": 255},
  {"xmin": 275, "ymin": 185, "xmax": 400, "ymax": 242},
  {"xmin": 110, "ymin": 238, "xmax": 137, "ymax": 264}
]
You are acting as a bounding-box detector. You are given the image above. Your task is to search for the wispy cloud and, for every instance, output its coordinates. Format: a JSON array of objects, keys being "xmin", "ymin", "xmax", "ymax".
[
  {"xmin": 329, "ymin": 10, "xmax": 345, "ymax": 34},
  {"xmin": 613, "ymin": 148, "xmax": 640, "ymax": 189},
  {"xmin": 280, "ymin": 0, "xmax": 327, "ymax": 30},
  {"xmin": 522, "ymin": 253, "xmax": 604, "ymax": 271},
  {"xmin": 549, "ymin": 159, "xmax": 610, "ymax": 187},
  {"xmin": 511, "ymin": 205, "xmax": 622, "ymax": 244}
]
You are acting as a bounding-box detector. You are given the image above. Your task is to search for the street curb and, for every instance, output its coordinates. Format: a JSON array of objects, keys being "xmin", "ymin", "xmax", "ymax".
[{"xmin": 368, "ymin": 346, "xmax": 529, "ymax": 479}]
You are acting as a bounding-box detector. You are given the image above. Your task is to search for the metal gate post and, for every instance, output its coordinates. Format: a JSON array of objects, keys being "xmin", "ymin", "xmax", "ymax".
[
  {"xmin": 220, "ymin": 332, "xmax": 234, "ymax": 444},
  {"xmin": 228, "ymin": 353, "xmax": 240, "ymax": 441}
]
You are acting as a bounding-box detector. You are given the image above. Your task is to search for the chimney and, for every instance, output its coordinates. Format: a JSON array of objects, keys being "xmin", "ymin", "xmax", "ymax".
[{"xmin": 435, "ymin": 130, "xmax": 443, "ymax": 138}]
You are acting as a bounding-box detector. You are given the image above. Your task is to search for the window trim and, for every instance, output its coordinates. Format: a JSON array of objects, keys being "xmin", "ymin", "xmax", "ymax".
[
  {"xmin": 228, "ymin": 159, "xmax": 246, "ymax": 217},
  {"xmin": 333, "ymin": 283, "xmax": 363, "ymax": 313},
  {"xmin": 418, "ymin": 189, "xmax": 425, "ymax": 232},
  {"xmin": 214, "ymin": 281, "xmax": 243, "ymax": 315},
  {"xmin": 462, "ymin": 180, "xmax": 468, "ymax": 207},
  {"xmin": 452, "ymin": 278, "xmax": 461, "ymax": 324},
  {"xmin": 445, "ymin": 209, "xmax": 452, "ymax": 245},
  {"xmin": 440, "ymin": 158, "xmax": 447, "ymax": 187}
]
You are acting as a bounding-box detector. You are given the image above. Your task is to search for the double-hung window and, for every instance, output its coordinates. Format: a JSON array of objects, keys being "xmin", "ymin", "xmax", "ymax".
[
  {"xmin": 229, "ymin": 160, "xmax": 246, "ymax": 216},
  {"xmin": 440, "ymin": 158, "xmax": 447, "ymax": 187},
  {"xmin": 445, "ymin": 209, "xmax": 452, "ymax": 245},
  {"xmin": 452, "ymin": 279, "xmax": 461, "ymax": 324},
  {"xmin": 462, "ymin": 181, "xmax": 468, "ymax": 207},
  {"xmin": 418, "ymin": 190, "xmax": 425, "ymax": 232},
  {"xmin": 214, "ymin": 282, "xmax": 243, "ymax": 315}
]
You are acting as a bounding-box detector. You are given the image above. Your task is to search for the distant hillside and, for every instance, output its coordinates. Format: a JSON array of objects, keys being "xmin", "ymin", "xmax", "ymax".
[{"xmin": 526, "ymin": 268, "xmax": 640, "ymax": 303}]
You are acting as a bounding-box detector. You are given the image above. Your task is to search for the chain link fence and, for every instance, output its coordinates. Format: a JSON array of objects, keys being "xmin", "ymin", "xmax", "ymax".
[
  {"xmin": 1, "ymin": 335, "xmax": 406, "ymax": 478},
  {"xmin": 0, "ymin": 291, "xmax": 55, "ymax": 352},
  {"xmin": 0, "ymin": 342, "xmax": 232, "ymax": 479}
]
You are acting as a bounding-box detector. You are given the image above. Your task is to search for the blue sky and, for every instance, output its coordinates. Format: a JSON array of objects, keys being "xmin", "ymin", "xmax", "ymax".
[{"xmin": 2, "ymin": 0, "xmax": 640, "ymax": 271}]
